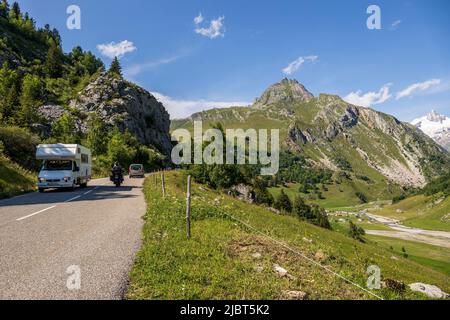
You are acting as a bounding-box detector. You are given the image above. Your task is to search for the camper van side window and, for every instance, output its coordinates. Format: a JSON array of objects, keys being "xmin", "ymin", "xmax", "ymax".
[{"xmin": 81, "ymin": 154, "xmax": 89, "ymax": 164}]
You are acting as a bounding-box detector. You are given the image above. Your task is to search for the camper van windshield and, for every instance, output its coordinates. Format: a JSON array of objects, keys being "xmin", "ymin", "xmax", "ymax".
[{"xmin": 43, "ymin": 160, "xmax": 73, "ymax": 171}]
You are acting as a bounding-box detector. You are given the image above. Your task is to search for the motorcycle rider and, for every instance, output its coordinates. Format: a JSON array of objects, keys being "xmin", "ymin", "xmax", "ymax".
[{"xmin": 111, "ymin": 162, "xmax": 124, "ymax": 183}]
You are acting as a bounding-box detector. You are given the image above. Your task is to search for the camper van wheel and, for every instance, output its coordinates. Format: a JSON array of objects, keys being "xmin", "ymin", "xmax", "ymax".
[
  {"xmin": 38, "ymin": 188, "xmax": 45, "ymax": 193},
  {"xmin": 80, "ymin": 182, "xmax": 87, "ymax": 188}
]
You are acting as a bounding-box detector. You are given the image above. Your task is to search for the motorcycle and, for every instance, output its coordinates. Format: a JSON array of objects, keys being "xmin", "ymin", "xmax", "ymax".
[
  {"xmin": 110, "ymin": 170, "xmax": 124, "ymax": 187},
  {"xmin": 112, "ymin": 174, "xmax": 122, "ymax": 187}
]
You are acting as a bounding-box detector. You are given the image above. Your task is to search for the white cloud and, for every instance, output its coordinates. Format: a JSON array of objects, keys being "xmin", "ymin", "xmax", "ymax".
[
  {"xmin": 282, "ymin": 56, "xmax": 318, "ymax": 75},
  {"xmin": 391, "ymin": 20, "xmax": 402, "ymax": 30},
  {"xmin": 194, "ymin": 13, "xmax": 204, "ymax": 25},
  {"xmin": 194, "ymin": 13, "xmax": 225, "ymax": 39},
  {"xmin": 344, "ymin": 83, "xmax": 392, "ymax": 107},
  {"xmin": 124, "ymin": 55, "xmax": 182, "ymax": 78},
  {"xmin": 396, "ymin": 79, "xmax": 441, "ymax": 100},
  {"xmin": 152, "ymin": 92, "xmax": 250, "ymax": 119},
  {"xmin": 96, "ymin": 40, "xmax": 136, "ymax": 59}
]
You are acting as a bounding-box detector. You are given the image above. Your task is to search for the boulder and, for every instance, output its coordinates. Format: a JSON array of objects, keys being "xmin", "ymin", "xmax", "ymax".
[
  {"xmin": 282, "ymin": 290, "xmax": 308, "ymax": 300},
  {"xmin": 409, "ymin": 283, "xmax": 449, "ymax": 299}
]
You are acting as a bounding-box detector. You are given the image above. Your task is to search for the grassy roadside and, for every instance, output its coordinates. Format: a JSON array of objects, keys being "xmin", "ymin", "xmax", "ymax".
[
  {"xmin": 0, "ymin": 156, "xmax": 36, "ymax": 199},
  {"xmin": 127, "ymin": 171, "xmax": 449, "ymax": 300}
]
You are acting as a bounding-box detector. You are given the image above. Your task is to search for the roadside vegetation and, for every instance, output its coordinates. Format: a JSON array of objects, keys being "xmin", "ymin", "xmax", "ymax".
[
  {"xmin": 0, "ymin": 153, "xmax": 35, "ymax": 199},
  {"xmin": 127, "ymin": 171, "xmax": 449, "ymax": 300},
  {"xmin": 0, "ymin": 1, "xmax": 166, "ymax": 194}
]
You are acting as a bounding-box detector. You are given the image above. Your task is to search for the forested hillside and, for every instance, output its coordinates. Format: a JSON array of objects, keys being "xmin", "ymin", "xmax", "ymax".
[{"xmin": 0, "ymin": 0, "xmax": 170, "ymax": 196}]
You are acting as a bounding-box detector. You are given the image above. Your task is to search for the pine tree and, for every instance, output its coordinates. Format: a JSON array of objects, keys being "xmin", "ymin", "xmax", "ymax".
[
  {"xmin": 0, "ymin": 0, "xmax": 9, "ymax": 18},
  {"xmin": 18, "ymin": 74, "xmax": 43, "ymax": 126},
  {"xmin": 293, "ymin": 196, "xmax": 311, "ymax": 219},
  {"xmin": 44, "ymin": 40, "xmax": 63, "ymax": 78},
  {"xmin": 274, "ymin": 189, "xmax": 292, "ymax": 213},
  {"xmin": 9, "ymin": 1, "xmax": 19, "ymax": 20},
  {"xmin": 0, "ymin": 62, "xmax": 20, "ymax": 122},
  {"xmin": 109, "ymin": 57, "xmax": 122, "ymax": 77},
  {"xmin": 311, "ymin": 205, "xmax": 331, "ymax": 230},
  {"xmin": 348, "ymin": 221, "xmax": 365, "ymax": 242}
]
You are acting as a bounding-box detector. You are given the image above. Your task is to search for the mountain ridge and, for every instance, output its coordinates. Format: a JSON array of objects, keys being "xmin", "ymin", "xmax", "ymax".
[{"xmin": 171, "ymin": 79, "xmax": 450, "ymax": 188}]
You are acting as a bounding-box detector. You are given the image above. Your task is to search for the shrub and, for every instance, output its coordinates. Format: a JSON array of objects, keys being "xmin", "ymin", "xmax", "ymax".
[
  {"xmin": 422, "ymin": 171, "xmax": 450, "ymax": 197},
  {"xmin": 392, "ymin": 194, "xmax": 406, "ymax": 204},
  {"xmin": 310, "ymin": 205, "xmax": 332, "ymax": 229},
  {"xmin": 253, "ymin": 179, "xmax": 274, "ymax": 206},
  {"xmin": 292, "ymin": 196, "xmax": 310, "ymax": 219},
  {"xmin": 274, "ymin": 190, "xmax": 292, "ymax": 213},
  {"xmin": 0, "ymin": 126, "xmax": 40, "ymax": 170},
  {"xmin": 106, "ymin": 129, "xmax": 137, "ymax": 168},
  {"xmin": 355, "ymin": 191, "xmax": 368, "ymax": 203},
  {"xmin": 348, "ymin": 221, "xmax": 365, "ymax": 242},
  {"xmin": 334, "ymin": 157, "xmax": 352, "ymax": 171}
]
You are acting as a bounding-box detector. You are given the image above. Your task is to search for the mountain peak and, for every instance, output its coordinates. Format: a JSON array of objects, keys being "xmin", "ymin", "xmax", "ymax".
[
  {"xmin": 254, "ymin": 78, "xmax": 314, "ymax": 108},
  {"xmin": 426, "ymin": 110, "xmax": 447, "ymax": 123},
  {"xmin": 412, "ymin": 110, "xmax": 450, "ymax": 151}
]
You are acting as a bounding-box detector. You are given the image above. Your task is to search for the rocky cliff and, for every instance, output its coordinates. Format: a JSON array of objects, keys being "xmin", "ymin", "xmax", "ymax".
[{"xmin": 38, "ymin": 73, "xmax": 173, "ymax": 156}]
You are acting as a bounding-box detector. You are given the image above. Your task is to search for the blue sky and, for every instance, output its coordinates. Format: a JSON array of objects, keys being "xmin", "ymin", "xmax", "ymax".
[{"xmin": 15, "ymin": 0, "xmax": 450, "ymax": 120}]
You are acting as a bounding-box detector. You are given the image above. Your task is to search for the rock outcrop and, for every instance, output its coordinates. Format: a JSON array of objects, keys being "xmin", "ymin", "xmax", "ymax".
[
  {"xmin": 67, "ymin": 73, "xmax": 172, "ymax": 156},
  {"xmin": 409, "ymin": 283, "xmax": 449, "ymax": 299},
  {"xmin": 254, "ymin": 78, "xmax": 313, "ymax": 108}
]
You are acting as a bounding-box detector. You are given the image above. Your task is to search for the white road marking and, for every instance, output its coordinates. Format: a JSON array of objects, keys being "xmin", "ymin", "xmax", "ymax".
[
  {"xmin": 64, "ymin": 195, "xmax": 81, "ymax": 203},
  {"xmin": 15, "ymin": 184, "xmax": 104, "ymax": 223},
  {"xmin": 16, "ymin": 206, "xmax": 57, "ymax": 221},
  {"xmin": 84, "ymin": 186, "xmax": 100, "ymax": 195}
]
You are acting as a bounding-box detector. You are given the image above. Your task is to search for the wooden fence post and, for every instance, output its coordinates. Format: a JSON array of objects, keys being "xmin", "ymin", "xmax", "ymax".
[
  {"xmin": 161, "ymin": 172, "xmax": 166, "ymax": 197},
  {"xmin": 186, "ymin": 175, "xmax": 192, "ymax": 239}
]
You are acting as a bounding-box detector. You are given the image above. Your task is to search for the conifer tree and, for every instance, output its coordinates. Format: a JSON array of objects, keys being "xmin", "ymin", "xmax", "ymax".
[
  {"xmin": 18, "ymin": 74, "xmax": 44, "ymax": 127},
  {"xmin": 0, "ymin": 62, "xmax": 20, "ymax": 122},
  {"xmin": 109, "ymin": 57, "xmax": 122, "ymax": 77},
  {"xmin": 9, "ymin": 1, "xmax": 19, "ymax": 20},
  {"xmin": 274, "ymin": 189, "xmax": 292, "ymax": 213},
  {"xmin": 44, "ymin": 40, "xmax": 63, "ymax": 78},
  {"xmin": 0, "ymin": 0, "xmax": 9, "ymax": 18}
]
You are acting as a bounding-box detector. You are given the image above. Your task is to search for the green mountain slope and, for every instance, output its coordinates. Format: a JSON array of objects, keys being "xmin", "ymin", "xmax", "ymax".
[{"xmin": 172, "ymin": 79, "xmax": 450, "ymax": 190}]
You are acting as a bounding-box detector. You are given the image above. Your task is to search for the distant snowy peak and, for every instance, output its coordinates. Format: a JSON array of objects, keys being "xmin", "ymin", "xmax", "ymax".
[
  {"xmin": 412, "ymin": 110, "xmax": 450, "ymax": 136},
  {"xmin": 412, "ymin": 110, "xmax": 450, "ymax": 151}
]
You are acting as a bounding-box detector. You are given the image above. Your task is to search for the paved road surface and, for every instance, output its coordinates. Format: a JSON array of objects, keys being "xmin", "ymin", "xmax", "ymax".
[{"xmin": 0, "ymin": 177, "xmax": 146, "ymax": 300}]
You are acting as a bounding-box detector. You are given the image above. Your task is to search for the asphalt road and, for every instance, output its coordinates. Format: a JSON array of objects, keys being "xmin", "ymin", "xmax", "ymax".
[{"xmin": 0, "ymin": 176, "xmax": 146, "ymax": 300}]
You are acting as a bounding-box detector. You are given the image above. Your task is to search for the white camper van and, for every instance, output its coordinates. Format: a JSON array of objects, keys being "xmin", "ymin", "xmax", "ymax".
[{"xmin": 36, "ymin": 144, "xmax": 92, "ymax": 192}]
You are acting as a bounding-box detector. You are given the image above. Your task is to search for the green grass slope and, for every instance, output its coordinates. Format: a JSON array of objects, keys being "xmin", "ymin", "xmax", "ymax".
[
  {"xmin": 127, "ymin": 171, "xmax": 449, "ymax": 300},
  {"xmin": 373, "ymin": 194, "xmax": 450, "ymax": 232},
  {"xmin": 0, "ymin": 155, "xmax": 36, "ymax": 199}
]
